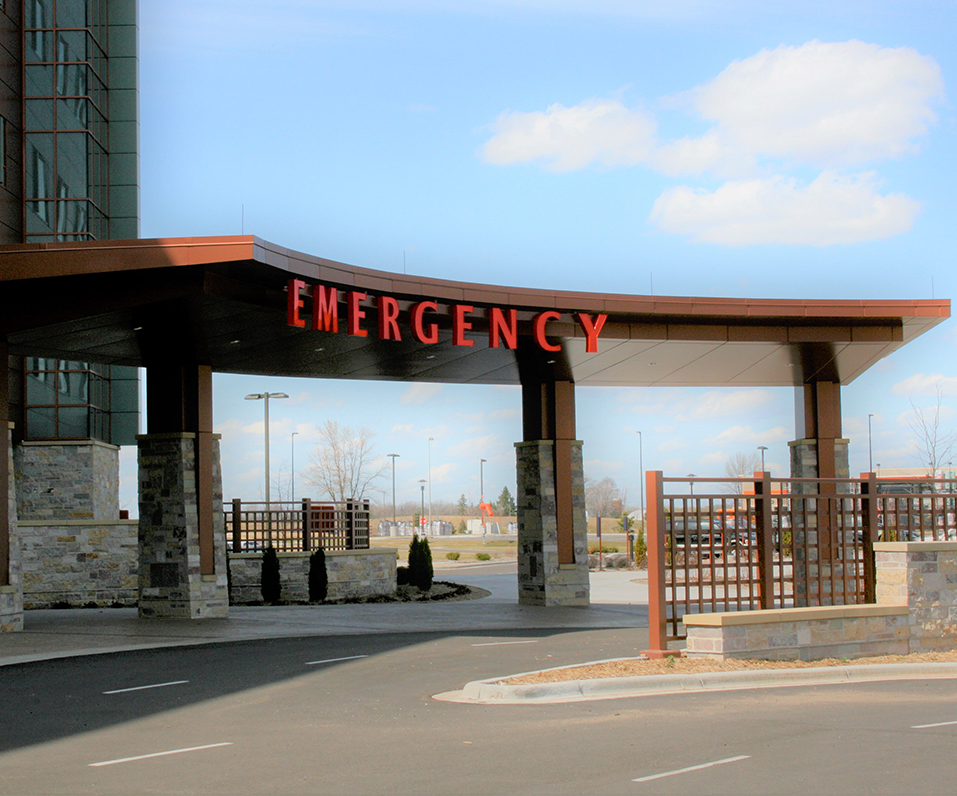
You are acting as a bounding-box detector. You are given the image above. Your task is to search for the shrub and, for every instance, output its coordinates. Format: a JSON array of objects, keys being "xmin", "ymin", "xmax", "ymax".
[
  {"xmin": 407, "ymin": 536, "xmax": 434, "ymax": 591},
  {"xmin": 633, "ymin": 528, "xmax": 647, "ymax": 568},
  {"xmin": 309, "ymin": 548, "xmax": 328, "ymax": 602},
  {"xmin": 446, "ymin": 552, "xmax": 460, "ymax": 560},
  {"xmin": 458, "ymin": 521, "xmax": 467, "ymax": 534},
  {"xmin": 588, "ymin": 545, "xmax": 618, "ymax": 554},
  {"xmin": 260, "ymin": 546, "xmax": 281, "ymax": 604},
  {"xmin": 396, "ymin": 566, "xmax": 410, "ymax": 586},
  {"xmin": 476, "ymin": 552, "xmax": 491, "ymax": 561},
  {"xmin": 417, "ymin": 537, "xmax": 434, "ymax": 591}
]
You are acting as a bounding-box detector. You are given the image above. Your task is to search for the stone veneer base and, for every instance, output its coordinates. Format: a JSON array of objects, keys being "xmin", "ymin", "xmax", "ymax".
[
  {"xmin": 515, "ymin": 440, "xmax": 589, "ymax": 607},
  {"xmin": 137, "ymin": 434, "xmax": 228, "ymax": 619},
  {"xmin": 19, "ymin": 519, "xmax": 138, "ymax": 608},
  {"xmin": 1, "ymin": 424, "xmax": 22, "ymax": 631},
  {"xmin": 228, "ymin": 549, "xmax": 397, "ymax": 603}
]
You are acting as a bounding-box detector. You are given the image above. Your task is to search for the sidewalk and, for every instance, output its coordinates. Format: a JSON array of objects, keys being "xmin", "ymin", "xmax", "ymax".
[{"xmin": 0, "ymin": 563, "xmax": 649, "ymax": 667}]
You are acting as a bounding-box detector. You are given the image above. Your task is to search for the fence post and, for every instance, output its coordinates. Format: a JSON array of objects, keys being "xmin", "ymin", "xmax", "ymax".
[
  {"xmin": 361, "ymin": 500, "xmax": 370, "ymax": 548},
  {"xmin": 302, "ymin": 498, "xmax": 311, "ymax": 552},
  {"xmin": 860, "ymin": 472, "xmax": 877, "ymax": 603},
  {"xmin": 755, "ymin": 472, "xmax": 774, "ymax": 610},
  {"xmin": 231, "ymin": 498, "xmax": 241, "ymax": 553},
  {"xmin": 643, "ymin": 470, "xmax": 674, "ymax": 657},
  {"xmin": 346, "ymin": 500, "xmax": 356, "ymax": 550}
]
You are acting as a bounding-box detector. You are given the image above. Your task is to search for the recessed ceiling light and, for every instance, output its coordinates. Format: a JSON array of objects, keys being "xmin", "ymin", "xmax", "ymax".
[
  {"xmin": 132, "ymin": 326, "xmax": 142, "ymax": 331},
  {"xmin": 315, "ymin": 347, "xmax": 325, "ymax": 352},
  {"xmin": 546, "ymin": 360, "xmax": 555, "ymax": 364},
  {"xmin": 229, "ymin": 339, "xmax": 241, "ymax": 345}
]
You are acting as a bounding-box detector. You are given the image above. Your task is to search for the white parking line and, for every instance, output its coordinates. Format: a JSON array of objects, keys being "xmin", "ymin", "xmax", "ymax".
[
  {"xmin": 89, "ymin": 743, "xmax": 232, "ymax": 767},
  {"xmin": 103, "ymin": 680, "xmax": 189, "ymax": 695},
  {"xmin": 913, "ymin": 720, "xmax": 957, "ymax": 729},
  {"xmin": 470, "ymin": 640, "xmax": 539, "ymax": 647},
  {"xmin": 633, "ymin": 755, "xmax": 751, "ymax": 783},
  {"xmin": 305, "ymin": 654, "xmax": 368, "ymax": 666}
]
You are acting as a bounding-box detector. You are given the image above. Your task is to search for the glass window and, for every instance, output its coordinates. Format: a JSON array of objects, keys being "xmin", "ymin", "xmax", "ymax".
[{"xmin": 24, "ymin": 361, "xmax": 112, "ymax": 440}]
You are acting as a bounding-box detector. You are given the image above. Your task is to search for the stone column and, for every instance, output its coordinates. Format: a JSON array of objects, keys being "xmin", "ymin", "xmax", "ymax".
[
  {"xmin": 516, "ymin": 439, "xmax": 588, "ymax": 606},
  {"xmin": 788, "ymin": 380, "xmax": 855, "ymax": 606},
  {"xmin": 0, "ymin": 422, "xmax": 22, "ymax": 631},
  {"xmin": 137, "ymin": 432, "xmax": 227, "ymax": 618}
]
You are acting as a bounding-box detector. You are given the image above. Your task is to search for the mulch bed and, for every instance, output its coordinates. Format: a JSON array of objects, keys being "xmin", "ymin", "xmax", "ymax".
[
  {"xmin": 233, "ymin": 581, "xmax": 489, "ymax": 606},
  {"xmin": 501, "ymin": 649, "xmax": 957, "ymax": 685}
]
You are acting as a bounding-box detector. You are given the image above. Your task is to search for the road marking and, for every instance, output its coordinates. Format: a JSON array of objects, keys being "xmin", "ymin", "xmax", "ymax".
[
  {"xmin": 470, "ymin": 640, "xmax": 539, "ymax": 647},
  {"xmin": 913, "ymin": 720, "xmax": 957, "ymax": 729},
  {"xmin": 305, "ymin": 654, "xmax": 368, "ymax": 666},
  {"xmin": 633, "ymin": 755, "xmax": 751, "ymax": 783},
  {"xmin": 103, "ymin": 680, "xmax": 189, "ymax": 695},
  {"xmin": 89, "ymin": 743, "xmax": 232, "ymax": 767}
]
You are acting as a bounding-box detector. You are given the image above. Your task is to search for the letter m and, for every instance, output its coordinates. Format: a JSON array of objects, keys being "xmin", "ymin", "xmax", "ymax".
[{"xmin": 312, "ymin": 285, "xmax": 339, "ymax": 332}]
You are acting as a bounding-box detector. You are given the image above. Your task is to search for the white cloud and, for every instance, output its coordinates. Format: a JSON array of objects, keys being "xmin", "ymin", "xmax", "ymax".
[
  {"xmin": 401, "ymin": 383, "xmax": 443, "ymax": 405},
  {"xmin": 703, "ymin": 424, "xmax": 789, "ymax": 445},
  {"xmin": 445, "ymin": 434, "xmax": 505, "ymax": 457},
  {"xmin": 430, "ymin": 462, "xmax": 458, "ymax": 483},
  {"xmin": 682, "ymin": 40, "xmax": 943, "ymax": 170},
  {"xmin": 892, "ymin": 373, "xmax": 957, "ymax": 396},
  {"xmin": 489, "ymin": 408, "xmax": 522, "ymax": 421},
  {"xmin": 679, "ymin": 389, "xmax": 774, "ymax": 419},
  {"xmin": 482, "ymin": 98, "xmax": 656, "ymax": 172},
  {"xmin": 482, "ymin": 40, "xmax": 941, "ymax": 247},
  {"xmin": 650, "ymin": 171, "xmax": 920, "ymax": 246}
]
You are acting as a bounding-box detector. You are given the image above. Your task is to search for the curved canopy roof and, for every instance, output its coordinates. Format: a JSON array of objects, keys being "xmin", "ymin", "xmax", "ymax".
[{"xmin": 0, "ymin": 236, "xmax": 947, "ymax": 387}]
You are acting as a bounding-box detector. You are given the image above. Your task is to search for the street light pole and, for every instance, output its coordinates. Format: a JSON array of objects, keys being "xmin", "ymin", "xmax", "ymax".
[
  {"xmin": 757, "ymin": 445, "xmax": 768, "ymax": 473},
  {"xmin": 245, "ymin": 391, "xmax": 289, "ymax": 546},
  {"xmin": 868, "ymin": 413, "xmax": 875, "ymax": 472},
  {"xmin": 291, "ymin": 431, "xmax": 298, "ymax": 503},
  {"xmin": 428, "ymin": 437, "xmax": 434, "ymax": 530},
  {"xmin": 480, "ymin": 458, "xmax": 487, "ymax": 538},
  {"xmin": 418, "ymin": 479, "xmax": 426, "ymax": 536},
  {"xmin": 388, "ymin": 453, "xmax": 399, "ymax": 524},
  {"xmin": 637, "ymin": 431, "xmax": 644, "ymax": 532},
  {"xmin": 244, "ymin": 392, "xmax": 289, "ymax": 507}
]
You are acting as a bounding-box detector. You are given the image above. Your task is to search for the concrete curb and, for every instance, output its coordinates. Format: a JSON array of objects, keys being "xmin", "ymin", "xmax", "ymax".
[{"xmin": 435, "ymin": 661, "xmax": 957, "ymax": 704}]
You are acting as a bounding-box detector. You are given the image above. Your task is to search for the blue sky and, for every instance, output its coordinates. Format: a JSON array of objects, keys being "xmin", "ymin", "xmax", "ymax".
[{"xmin": 118, "ymin": 0, "xmax": 957, "ymax": 514}]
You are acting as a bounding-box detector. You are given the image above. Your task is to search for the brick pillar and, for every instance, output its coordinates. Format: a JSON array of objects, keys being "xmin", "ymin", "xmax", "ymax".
[
  {"xmin": 137, "ymin": 433, "xmax": 227, "ymax": 618},
  {"xmin": 515, "ymin": 439, "xmax": 588, "ymax": 606},
  {"xmin": 0, "ymin": 422, "xmax": 22, "ymax": 631}
]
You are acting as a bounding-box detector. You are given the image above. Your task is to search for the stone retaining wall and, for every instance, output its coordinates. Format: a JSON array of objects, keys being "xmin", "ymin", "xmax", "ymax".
[
  {"xmin": 685, "ymin": 605, "xmax": 909, "ymax": 660},
  {"xmin": 685, "ymin": 541, "xmax": 957, "ymax": 660},
  {"xmin": 876, "ymin": 542, "xmax": 957, "ymax": 652},
  {"xmin": 18, "ymin": 519, "xmax": 139, "ymax": 608},
  {"xmin": 228, "ymin": 549, "xmax": 397, "ymax": 603}
]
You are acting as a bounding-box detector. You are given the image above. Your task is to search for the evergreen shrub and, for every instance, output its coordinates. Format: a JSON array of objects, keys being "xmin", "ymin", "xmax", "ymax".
[
  {"xmin": 309, "ymin": 548, "xmax": 328, "ymax": 602},
  {"xmin": 261, "ymin": 546, "xmax": 281, "ymax": 604}
]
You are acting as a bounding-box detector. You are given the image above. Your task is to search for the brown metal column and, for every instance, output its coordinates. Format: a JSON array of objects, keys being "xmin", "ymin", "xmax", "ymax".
[
  {"xmin": 0, "ymin": 341, "xmax": 8, "ymax": 587},
  {"xmin": 146, "ymin": 362, "xmax": 215, "ymax": 576},
  {"xmin": 801, "ymin": 381, "xmax": 842, "ymax": 480},
  {"xmin": 522, "ymin": 378, "xmax": 576, "ymax": 565}
]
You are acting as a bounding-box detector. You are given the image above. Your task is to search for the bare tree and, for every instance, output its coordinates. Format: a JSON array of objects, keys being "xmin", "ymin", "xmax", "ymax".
[
  {"xmin": 586, "ymin": 476, "xmax": 620, "ymax": 517},
  {"xmin": 723, "ymin": 451, "xmax": 763, "ymax": 493},
  {"xmin": 302, "ymin": 421, "xmax": 386, "ymax": 502},
  {"xmin": 910, "ymin": 386, "xmax": 957, "ymax": 475}
]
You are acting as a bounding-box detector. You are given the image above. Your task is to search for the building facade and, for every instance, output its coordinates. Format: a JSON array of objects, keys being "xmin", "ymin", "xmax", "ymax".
[{"xmin": 1, "ymin": 0, "xmax": 141, "ymax": 615}]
